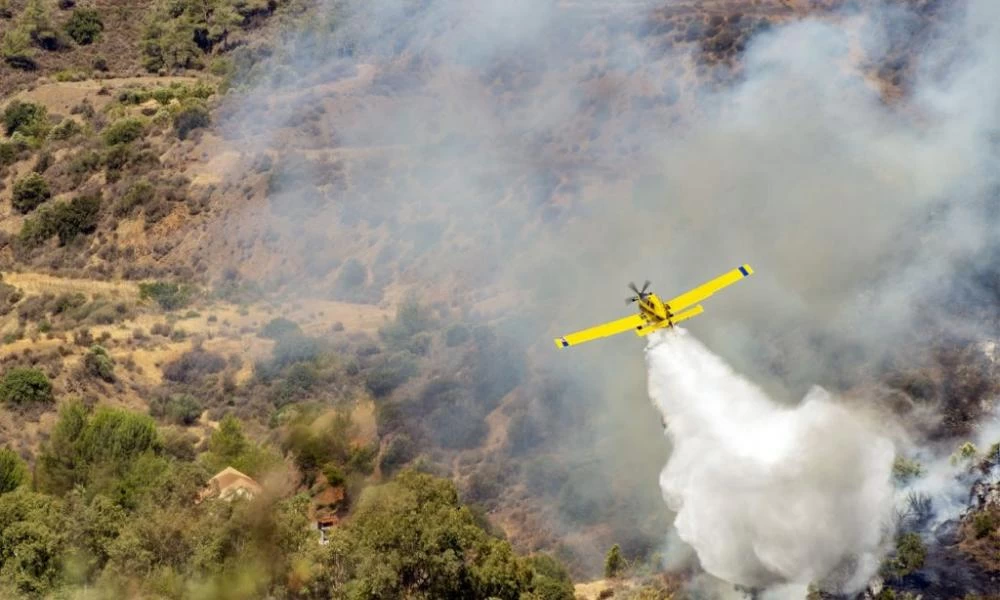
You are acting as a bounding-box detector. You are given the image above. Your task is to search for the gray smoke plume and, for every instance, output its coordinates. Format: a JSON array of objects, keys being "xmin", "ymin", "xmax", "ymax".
[
  {"xmin": 647, "ymin": 328, "xmax": 895, "ymax": 593},
  {"xmin": 212, "ymin": 0, "xmax": 1000, "ymax": 582}
]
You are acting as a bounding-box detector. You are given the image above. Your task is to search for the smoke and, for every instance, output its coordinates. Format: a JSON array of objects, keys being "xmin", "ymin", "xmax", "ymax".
[
  {"xmin": 205, "ymin": 0, "xmax": 1000, "ymax": 581},
  {"xmin": 646, "ymin": 328, "xmax": 895, "ymax": 593}
]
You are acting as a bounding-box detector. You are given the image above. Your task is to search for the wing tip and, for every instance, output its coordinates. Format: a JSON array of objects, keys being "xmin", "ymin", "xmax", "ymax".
[
  {"xmin": 553, "ymin": 337, "xmax": 570, "ymax": 349},
  {"xmin": 739, "ymin": 264, "xmax": 754, "ymax": 276}
]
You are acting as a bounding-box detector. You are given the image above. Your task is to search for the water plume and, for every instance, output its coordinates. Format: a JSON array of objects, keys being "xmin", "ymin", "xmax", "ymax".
[{"xmin": 646, "ymin": 328, "xmax": 895, "ymax": 593}]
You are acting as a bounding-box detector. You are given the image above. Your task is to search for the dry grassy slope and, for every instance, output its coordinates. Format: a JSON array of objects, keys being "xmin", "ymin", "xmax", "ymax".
[{"xmin": 0, "ymin": 268, "xmax": 390, "ymax": 456}]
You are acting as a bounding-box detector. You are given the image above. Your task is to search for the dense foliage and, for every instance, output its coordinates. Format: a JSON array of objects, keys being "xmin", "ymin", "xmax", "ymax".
[
  {"xmin": 0, "ymin": 368, "xmax": 53, "ymax": 406},
  {"xmin": 0, "ymin": 391, "xmax": 574, "ymax": 599}
]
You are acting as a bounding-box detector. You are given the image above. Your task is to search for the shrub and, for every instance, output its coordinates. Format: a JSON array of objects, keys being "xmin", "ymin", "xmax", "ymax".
[
  {"xmin": 270, "ymin": 333, "xmax": 323, "ymax": 368},
  {"xmin": 49, "ymin": 118, "xmax": 81, "ymax": 140},
  {"xmin": 83, "ymin": 345, "xmax": 115, "ymax": 382},
  {"xmin": 379, "ymin": 433, "xmax": 415, "ymax": 475},
  {"xmin": 380, "ymin": 296, "xmax": 434, "ymax": 344},
  {"xmin": 322, "ymin": 463, "xmax": 345, "ymax": 487},
  {"xmin": 0, "ymin": 448, "xmax": 27, "ymax": 493},
  {"xmin": 102, "ymin": 118, "xmax": 145, "ymax": 146},
  {"xmin": 64, "ymin": 8, "xmax": 102, "ymax": 44},
  {"xmin": 2, "ymin": 100, "xmax": 46, "ymax": 137},
  {"xmin": 150, "ymin": 394, "xmax": 202, "ymax": 426},
  {"xmin": 882, "ymin": 532, "xmax": 926, "ymax": 579},
  {"xmin": 0, "ymin": 367, "xmax": 54, "ymax": 405},
  {"xmin": 427, "ymin": 400, "xmax": 487, "ymax": 450},
  {"xmin": 12, "ymin": 172, "xmax": 51, "ymax": 213},
  {"xmin": 364, "ymin": 352, "xmax": 418, "ymax": 397},
  {"xmin": 1, "ymin": 28, "xmax": 38, "ymax": 70},
  {"xmin": 604, "ymin": 544, "xmax": 624, "ymax": 578},
  {"xmin": 21, "ymin": 193, "xmax": 102, "ymax": 247},
  {"xmin": 139, "ymin": 281, "xmax": 193, "ymax": 310},
  {"xmin": 52, "ymin": 193, "xmax": 100, "ymax": 245},
  {"xmin": 162, "ymin": 349, "xmax": 225, "ymax": 383},
  {"xmin": 971, "ymin": 509, "xmax": 999, "ymax": 539},
  {"xmin": 259, "ymin": 317, "xmax": 301, "ymax": 340},
  {"xmin": 0, "ymin": 142, "xmax": 20, "ymax": 166},
  {"xmin": 336, "ymin": 258, "xmax": 367, "ymax": 289},
  {"xmin": 173, "ymin": 102, "xmax": 210, "ymax": 140},
  {"xmin": 114, "ymin": 180, "xmax": 155, "ymax": 217}
]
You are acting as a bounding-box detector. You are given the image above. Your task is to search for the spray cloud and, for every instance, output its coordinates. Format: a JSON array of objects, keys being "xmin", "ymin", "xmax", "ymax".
[{"xmin": 646, "ymin": 328, "xmax": 895, "ymax": 592}]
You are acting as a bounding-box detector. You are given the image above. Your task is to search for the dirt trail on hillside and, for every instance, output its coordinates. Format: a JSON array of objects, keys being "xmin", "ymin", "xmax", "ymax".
[
  {"xmin": 3, "ymin": 76, "xmax": 204, "ymax": 116},
  {"xmin": 3, "ymin": 271, "xmax": 139, "ymax": 298}
]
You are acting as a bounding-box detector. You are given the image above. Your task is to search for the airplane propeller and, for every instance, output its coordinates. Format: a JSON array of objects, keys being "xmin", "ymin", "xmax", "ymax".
[{"xmin": 626, "ymin": 280, "xmax": 652, "ymax": 304}]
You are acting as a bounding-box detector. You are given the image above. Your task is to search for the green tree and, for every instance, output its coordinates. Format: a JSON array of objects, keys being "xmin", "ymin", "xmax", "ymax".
[
  {"xmin": 139, "ymin": 281, "xmax": 194, "ymax": 310},
  {"xmin": 83, "ymin": 345, "xmax": 115, "ymax": 382},
  {"xmin": 328, "ymin": 470, "xmax": 534, "ymax": 599},
  {"xmin": 173, "ymin": 101, "xmax": 210, "ymax": 139},
  {"xmin": 0, "ymin": 448, "xmax": 27, "ymax": 494},
  {"xmin": 64, "ymin": 8, "xmax": 103, "ymax": 44},
  {"xmin": 604, "ymin": 543, "xmax": 624, "ymax": 578},
  {"xmin": 882, "ymin": 532, "xmax": 926, "ymax": 579},
  {"xmin": 102, "ymin": 118, "xmax": 145, "ymax": 145},
  {"xmin": 50, "ymin": 193, "xmax": 101, "ymax": 245},
  {"xmin": 203, "ymin": 414, "xmax": 279, "ymax": 477},
  {"xmin": 36, "ymin": 401, "xmax": 89, "ymax": 494},
  {"xmin": 2, "ymin": 101, "xmax": 46, "ymax": 136},
  {"xmin": 11, "ymin": 172, "xmax": 51, "ymax": 213},
  {"xmin": 0, "ymin": 489, "xmax": 67, "ymax": 596},
  {"xmin": 0, "ymin": 367, "xmax": 54, "ymax": 406},
  {"xmin": 1, "ymin": 26, "xmax": 36, "ymax": 70}
]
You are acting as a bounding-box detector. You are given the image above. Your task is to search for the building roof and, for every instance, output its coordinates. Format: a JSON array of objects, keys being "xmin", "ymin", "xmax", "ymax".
[{"xmin": 198, "ymin": 466, "xmax": 263, "ymax": 503}]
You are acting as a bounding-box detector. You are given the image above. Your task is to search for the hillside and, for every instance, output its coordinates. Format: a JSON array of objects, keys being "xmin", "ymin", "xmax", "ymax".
[{"xmin": 1, "ymin": 0, "xmax": 999, "ymax": 599}]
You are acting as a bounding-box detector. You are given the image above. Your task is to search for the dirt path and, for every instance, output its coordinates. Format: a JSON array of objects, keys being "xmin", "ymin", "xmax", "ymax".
[
  {"xmin": 2, "ymin": 271, "xmax": 139, "ymax": 299},
  {"xmin": 3, "ymin": 76, "xmax": 205, "ymax": 116}
]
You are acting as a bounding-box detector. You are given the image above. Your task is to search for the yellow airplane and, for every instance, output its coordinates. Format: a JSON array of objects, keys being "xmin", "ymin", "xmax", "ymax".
[{"xmin": 554, "ymin": 264, "xmax": 753, "ymax": 348}]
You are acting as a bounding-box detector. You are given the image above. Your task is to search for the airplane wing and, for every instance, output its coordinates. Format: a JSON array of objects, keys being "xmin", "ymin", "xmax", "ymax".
[
  {"xmin": 664, "ymin": 264, "xmax": 753, "ymax": 313},
  {"xmin": 554, "ymin": 314, "xmax": 644, "ymax": 348}
]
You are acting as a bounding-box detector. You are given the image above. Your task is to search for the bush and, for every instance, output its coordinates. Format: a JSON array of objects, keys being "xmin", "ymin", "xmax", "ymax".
[
  {"xmin": 323, "ymin": 463, "xmax": 345, "ymax": 487},
  {"xmin": 102, "ymin": 118, "xmax": 145, "ymax": 146},
  {"xmin": 22, "ymin": 193, "xmax": 102, "ymax": 247},
  {"xmin": 12, "ymin": 172, "xmax": 51, "ymax": 213},
  {"xmin": 64, "ymin": 8, "xmax": 102, "ymax": 44},
  {"xmin": 83, "ymin": 345, "xmax": 115, "ymax": 382},
  {"xmin": 336, "ymin": 258, "xmax": 367, "ymax": 289},
  {"xmin": 882, "ymin": 532, "xmax": 926, "ymax": 579},
  {"xmin": 139, "ymin": 281, "xmax": 193, "ymax": 310},
  {"xmin": 52, "ymin": 193, "xmax": 100, "ymax": 245},
  {"xmin": 427, "ymin": 400, "xmax": 487, "ymax": 450},
  {"xmin": 162, "ymin": 349, "xmax": 225, "ymax": 383},
  {"xmin": 173, "ymin": 102, "xmax": 210, "ymax": 140},
  {"xmin": 150, "ymin": 394, "xmax": 202, "ymax": 426},
  {"xmin": 0, "ymin": 367, "xmax": 54, "ymax": 405},
  {"xmin": 114, "ymin": 180, "xmax": 155, "ymax": 217},
  {"xmin": 379, "ymin": 433, "xmax": 416, "ymax": 476},
  {"xmin": 364, "ymin": 352, "xmax": 418, "ymax": 397},
  {"xmin": 270, "ymin": 333, "xmax": 324, "ymax": 368},
  {"xmin": 49, "ymin": 118, "xmax": 81, "ymax": 140},
  {"xmin": 0, "ymin": 142, "xmax": 20, "ymax": 166},
  {"xmin": 971, "ymin": 509, "xmax": 999, "ymax": 539},
  {"xmin": 604, "ymin": 544, "xmax": 624, "ymax": 578},
  {"xmin": 2, "ymin": 28, "xmax": 38, "ymax": 71},
  {"xmin": 0, "ymin": 448, "xmax": 27, "ymax": 493},
  {"xmin": 2, "ymin": 100, "xmax": 46, "ymax": 137},
  {"xmin": 259, "ymin": 317, "xmax": 301, "ymax": 340}
]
